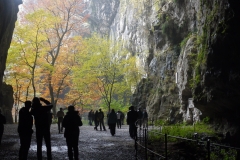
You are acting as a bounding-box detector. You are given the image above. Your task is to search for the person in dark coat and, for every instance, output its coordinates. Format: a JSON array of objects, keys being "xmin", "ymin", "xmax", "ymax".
[
  {"xmin": 88, "ymin": 110, "xmax": 93, "ymax": 126},
  {"xmin": 94, "ymin": 110, "xmax": 99, "ymax": 130},
  {"xmin": 56, "ymin": 108, "xmax": 64, "ymax": 133},
  {"xmin": 18, "ymin": 101, "xmax": 33, "ymax": 160},
  {"xmin": 0, "ymin": 109, "xmax": 6, "ymax": 145},
  {"xmin": 98, "ymin": 109, "xmax": 106, "ymax": 131},
  {"xmin": 127, "ymin": 106, "xmax": 138, "ymax": 139},
  {"xmin": 62, "ymin": 105, "xmax": 82, "ymax": 160},
  {"xmin": 108, "ymin": 109, "xmax": 117, "ymax": 136},
  {"xmin": 137, "ymin": 108, "xmax": 143, "ymax": 128},
  {"xmin": 31, "ymin": 97, "xmax": 53, "ymax": 160}
]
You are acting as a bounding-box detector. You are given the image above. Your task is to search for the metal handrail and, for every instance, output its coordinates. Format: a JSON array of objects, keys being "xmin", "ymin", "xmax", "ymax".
[
  {"xmin": 135, "ymin": 125, "xmax": 240, "ymax": 160},
  {"xmin": 135, "ymin": 141, "xmax": 166, "ymax": 158}
]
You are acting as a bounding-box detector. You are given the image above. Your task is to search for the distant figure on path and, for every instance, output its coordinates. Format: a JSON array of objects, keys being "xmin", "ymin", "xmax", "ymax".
[
  {"xmin": 108, "ymin": 109, "xmax": 117, "ymax": 136},
  {"xmin": 116, "ymin": 111, "xmax": 122, "ymax": 129},
  {"xmin": 31, "ymin": 97, "xmax": 53, "ymax": 160},
  {"xmin": 94, "ymin": 110, "xmax": 99, "ymax": 130},
  {"xmin": 142, "ymin": 109, "xmax": 148, "ymax": 128},
  {"xmin": 127, "ymin": 106, "xmax": 138, "ymax": 139},
  {"xmin": 18, "ymin": 101, "xmax": 33, "ymax": 160},
  {"xmin": 88, "ymin": 110, "xmax": 93, "ymax": 126},
  {"xmin": 57, "ymin": 108, "xmax": 64, "ymax": 133},
  {"xmin": 98, "ymin": 109, "xmax": 106, "ymax": 131},
  {"xmin": 120, "ymin": 112, "xmax": 125, "ymax": 125},
  {"xmin": 0, "ymin": 109, "xmax": 6, "ymax": 145},
  {"xmin": 62, "ymin": 105, "xmax": 82, "ymax": 160},
  {"xmin": 137, "ymin": 108, "xmax": 143, "ymax": 128}
]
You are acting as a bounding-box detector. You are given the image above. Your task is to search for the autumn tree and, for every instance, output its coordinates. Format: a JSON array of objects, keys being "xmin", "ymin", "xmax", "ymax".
[
  {"xmin": 73, "ymin": 34, "xmax": 141, "ymax": 112},
  {"xmin": 30, "ymin": 0, "xmax": 88, "ymax": 114}
]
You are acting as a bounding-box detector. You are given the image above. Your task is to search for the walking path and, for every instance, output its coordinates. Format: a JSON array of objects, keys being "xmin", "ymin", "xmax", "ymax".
[{"xmin": 0, "ymin": 124, "xmax": 136, "ymax": 160}]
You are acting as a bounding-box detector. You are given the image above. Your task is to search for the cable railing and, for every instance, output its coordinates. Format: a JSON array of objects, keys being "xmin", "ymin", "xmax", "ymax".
[{"xmin": 134, "ymin": 120, "xmax": 240, "ymax": 160}]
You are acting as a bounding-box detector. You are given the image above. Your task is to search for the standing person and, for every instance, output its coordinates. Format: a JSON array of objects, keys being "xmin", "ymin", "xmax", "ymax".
[
  {"xmin": 116, "ymin": 111, "xmax": 122, "ymax": 129},
  {"xmin": 98, "ymin": 109, "xmax": 106, "ymax": 131},
  {"xmin": 31, "ymin": 97, "xmax": 53, "ymax": 160},
  {"xmin": 94, "ymin": 110, "xmax": 99, "ymax": 130},
  {"xmin": 62, "ymin": 105, "xmax": 82, "ymax": 160},
  {"xmin": 56, "ymin": 108, "xmax": 65, "ymax": 134},
  {"xmin": 88, "ymin": 110, "xmax": 93, "ymax": 126},
  {"xmin": 142, "ymin": 109, "xmax": 148, "ymax": 128},
  {"xmin": 127, "ymin": 106, "xmax": 138, "ymax": 139},
  {"xmin": 120, "ymin": 112, "xmax": 125, "ymax": 125},
  {"xmin": 108, "ymin": 109, "xmax": 117, "ymax": 136},
  {"xmin": 91, "ymin": 110, "xmax": 95, "ymax": 126},
  {"xmin": 0, "ymin": 109, "xmax": 6, "ymax": 145},
  {"xmin": 137, "ymin": 108, "xmax": 143, "ymax": 129},
  {"xmin": 18, "ymin": 101, "xmax": 33, "ymax": 160}
]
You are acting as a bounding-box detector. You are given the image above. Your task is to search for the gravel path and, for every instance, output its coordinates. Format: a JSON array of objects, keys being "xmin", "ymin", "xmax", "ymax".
[{"xmin": 0, "ymin": 124, "xmax": 136, "ymax": 160}]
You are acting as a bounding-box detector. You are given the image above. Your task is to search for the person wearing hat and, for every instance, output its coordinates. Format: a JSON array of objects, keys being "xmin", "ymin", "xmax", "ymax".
[{"xmin": 62, "ymin": 105, "xmax": 82, "ymax": 160}]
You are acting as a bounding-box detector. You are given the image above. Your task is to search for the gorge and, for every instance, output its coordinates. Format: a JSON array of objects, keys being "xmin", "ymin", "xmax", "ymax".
[{"xmin": 1, "ymin": 0, "xmax": 240, "ymax": 146}]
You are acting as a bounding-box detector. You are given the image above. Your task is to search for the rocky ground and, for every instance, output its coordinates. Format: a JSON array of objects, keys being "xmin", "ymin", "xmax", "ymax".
[{"xmin": 0, "ymin": 124, "xmax": 136, "ymax": 160}]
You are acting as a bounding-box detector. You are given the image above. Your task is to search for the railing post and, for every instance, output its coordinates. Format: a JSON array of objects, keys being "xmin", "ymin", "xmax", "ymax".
[
  {"xmin": 207, "ymin": 139, "xmax": 210, "ymax": 160},
  {"xmin": 165, "ymin": 133, "xmax": 168, "ymax": 160},
  {"xmin": 145, "ymin": 128, "xmax": 147, "ymax": 160},
  {"xmin": 135, "ymin": 133, "xmax": 138, "ymax": 160}
]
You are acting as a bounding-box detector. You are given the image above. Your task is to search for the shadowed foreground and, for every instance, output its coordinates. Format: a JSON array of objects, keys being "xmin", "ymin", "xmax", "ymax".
[{"xmin": 0, "ymin": 124, "xmax": 135, "ymax": 160}]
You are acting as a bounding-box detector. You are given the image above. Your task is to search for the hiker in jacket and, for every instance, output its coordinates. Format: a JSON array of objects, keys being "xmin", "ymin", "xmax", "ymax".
[
  {"xmin": 62, "ymin": 105, "xmax": 82, "ymax": 160},
  {"xmin": 108, "ymin": 109, "xmax": 117, "ymax": 136}
]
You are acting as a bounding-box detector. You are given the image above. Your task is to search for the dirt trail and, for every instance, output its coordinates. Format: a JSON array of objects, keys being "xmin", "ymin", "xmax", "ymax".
[{"xmin": 0, "ymin": 124, "xmax": 136, "ymax": 160}]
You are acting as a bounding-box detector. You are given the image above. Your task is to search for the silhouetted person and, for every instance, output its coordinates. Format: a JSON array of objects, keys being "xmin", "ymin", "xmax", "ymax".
[
  {"xmin": 225, "ymin": 131, "xmax": 231, "ymax": 145},
  {"xmin": 18, "ymin": 101, "xmax": 33, "ymax": 160},
  {"xmin": 142, "ymin": 109, "xmax": 148, "ymax": 128},
  {"xmin": 137, "ymin": 108, "xmax": 143, "ymax": 128},
  {"xmin": 98, "ymin": 109, "xmax": 106, "ymax": 131},
  {"xmin": 62, "ymin": 105, "xmax": 82, "ymax": 160},
  {"xmin": 120, "ymin": 112, "xmax": 125, "ymax": 125},
  {"xmin": 88, "ymin": 110, "xmax": 93, "ymax": 126},
  {"xmin": 108, "ymin": 109, "xmax": 117, "ymax": 136},
  {"xmin": 116, "ymin": 111, "xmax": 122, "ymax": 129},
  {"xmin": 31, "ymin": 97, "xmax": 53, "ymax": 160},
  {"xmin": 127, "ymin": 106, "xmax": 138, "ymax": 139},
  {"xmin": 0, "ymin": 109, "xmax": 6, "ymax": 145},
  {"xmin": 94, "ymin": 110, "xmax": 99, "ymax": 130},
  {"xmin": 57, "ymin": 108, "xmax": 64, "ymax": 133}
]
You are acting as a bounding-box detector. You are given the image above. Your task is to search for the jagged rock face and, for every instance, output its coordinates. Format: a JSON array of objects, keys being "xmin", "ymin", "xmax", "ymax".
[
  {"xmin": 88, "ymin": 0, "xmax": 240, "ymax": 133},
  {"xmin": 86, "ymin": 0, "xmax": 120, "ymax": 35},
  {"xmin": 0, "ymin": 83, "xmax": 14, "ymax": 124},
  {"xmin": 0, "ymin": 0, "xmax": 22, "ymax": 123}
]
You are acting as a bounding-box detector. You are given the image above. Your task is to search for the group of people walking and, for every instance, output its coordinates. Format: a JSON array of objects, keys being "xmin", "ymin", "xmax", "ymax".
[
  {"xmin": 1, "ymin": 101, "xmax": 148, "ymax": 159},
  {"xmin": 88, "ymin": 107, "xmax": 148, "ymax": 138},
  {"xmin": 17, "ymin": 97, "xmax": 82, "ymax": 160}
]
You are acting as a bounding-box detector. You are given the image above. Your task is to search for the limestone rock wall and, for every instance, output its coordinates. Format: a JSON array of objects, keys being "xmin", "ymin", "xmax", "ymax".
[
  {"xmin": 0, "ymin": 0, "xmax": 22, "ymax": 123},
  {"xmin": 87, "ymin": 0, "xmax": 240, "ymax": 135}
]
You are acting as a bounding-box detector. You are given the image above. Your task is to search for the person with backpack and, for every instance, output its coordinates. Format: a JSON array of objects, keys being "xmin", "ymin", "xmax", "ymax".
[
  {"xmin": 98, "ymin": 109, "xmax": 106, "ymax": 131},
  {"xmin": 0, "ymin": 109, "xmax": 6, "ymax": 145},
  {"xmin": 62, "ymin": 105, "xmax": 82, "ymax": 160}
]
